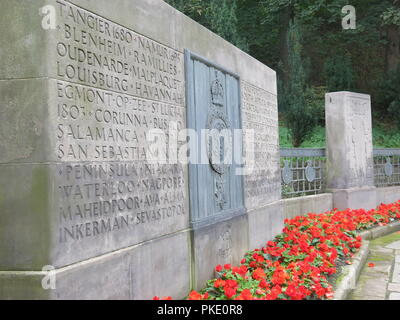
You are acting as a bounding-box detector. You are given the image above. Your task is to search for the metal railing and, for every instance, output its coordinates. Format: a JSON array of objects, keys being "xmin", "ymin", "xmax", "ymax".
[
  {"xmin": 373, "ymin": 148, "xmax": 400, "ymax": 188},
  {"xmin": 280, "ymin": 148, "xmax": 327, "ymax": 199},
  {"xmin": 280, "ymin": 148, "xmax": 400, "ymax": 198}
]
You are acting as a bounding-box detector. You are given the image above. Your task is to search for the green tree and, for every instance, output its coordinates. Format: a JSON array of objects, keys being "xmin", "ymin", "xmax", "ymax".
[
  {"xmin": 284, "ymin": 21, "xmax": 316, "ymax": 147},
  {"xmin": 166, "ymin": 0, "xmax": 400, "ymax": 146},
  {"xmin": 377, "ymin": 65, "xmax": 400, "ymax": 127},
  {"xmin": 382, "ymin": 1, "xmax": 400, "ymax": 73},
  {"xmin": 165, "ymin": 0, "xmax": 247, "ymax": 50}
]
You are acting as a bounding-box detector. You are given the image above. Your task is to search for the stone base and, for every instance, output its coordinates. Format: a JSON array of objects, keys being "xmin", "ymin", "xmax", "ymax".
[
  {"xmin": 247, "ymin": 201, "xmax": 283, "ymax": 249},
  {"xmin": 282, "ymin": 194, "xmax": 333, "ymax": 220},
  {"xmin": 0, "ymin": 231, "xmax": 190, "ymax": 300},
  {"xmin": 376, "ymin": 186, "xmax": 400, "ymax": 206},
  {"xmin": 191, "ymin": 214, "xmax": 249, "ymax": 290},
  {"xmin": 331, "ymin": 186, "xmax": 377, "ymax": 211}
]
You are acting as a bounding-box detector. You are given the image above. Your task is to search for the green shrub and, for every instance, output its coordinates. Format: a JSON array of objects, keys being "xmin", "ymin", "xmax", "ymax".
[
  {"xmin": 305, "ymin": 86, "xmax": 327, "ymax": 127},
  {"xmin": 377, "ymin": 66, "xmax": 400, "ymax": 129},
  {"xmin": 372, "ymin": 123, "xmax": 400, "ymax": 148}
]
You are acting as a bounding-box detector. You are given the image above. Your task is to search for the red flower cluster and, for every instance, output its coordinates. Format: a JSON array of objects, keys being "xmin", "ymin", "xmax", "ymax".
[{"xmin": 155, "ymin": 201, "xmax": 400, "ymax": 300}]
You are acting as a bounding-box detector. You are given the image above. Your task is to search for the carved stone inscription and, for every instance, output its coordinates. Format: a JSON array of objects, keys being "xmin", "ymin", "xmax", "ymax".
[
  {"xmin": 216, "ymin": 225, "xmax": 233, "ymax": 259},
  {"xmin": 242, "ymin": 82, "xmax": 280, "ymax": 209},
  {"xmin": 57, "ymin": 162, "xmax": 186, "ymax": 244},
  {"xmin": 345, "ymin": 96, "xmax": 374, "ymax": 187},
  {"xmin": 52, "ymin": 80, "xmax": 185, "ymax": 162},
  {"xmin": 48, "ymin": 1, "xmax": 187, "ymax": 250},
  {"xmin": 53, "ymin": 0, "xmax": 184, "ymax": 105}
]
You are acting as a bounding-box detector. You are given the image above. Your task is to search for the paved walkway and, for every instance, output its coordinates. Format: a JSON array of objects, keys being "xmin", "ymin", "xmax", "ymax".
[{"xmin": 350, "ymin": 232, "xmax": 400, "ymax": 300}]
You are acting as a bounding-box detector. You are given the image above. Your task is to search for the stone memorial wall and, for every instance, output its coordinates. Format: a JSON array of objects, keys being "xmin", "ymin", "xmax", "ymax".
[{"xmin": 0, "ymin": 0, "xmax": 280, "ymax": 299}]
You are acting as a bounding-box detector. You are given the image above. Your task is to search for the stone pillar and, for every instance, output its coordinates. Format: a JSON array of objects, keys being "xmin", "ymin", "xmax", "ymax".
[{"xmin": 325, "ymin": 91, "xmax": 376, "ymax": 210}]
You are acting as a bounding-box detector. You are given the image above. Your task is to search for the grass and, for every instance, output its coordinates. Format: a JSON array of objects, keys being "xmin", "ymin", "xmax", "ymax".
[
  {"xmin": 279, "ymin": 125, "xmax": 327, "ymax": 148},
  {"xmin": 372, "ymin": 123, "xmax": 400, "ymax": 148},
  {"xmin": 279, "ymin": 122, "xmax": 400, "ymax": 148},
  {"xmin": 367, "ymin": 254, "xmax": 392, "ymax": 262}
]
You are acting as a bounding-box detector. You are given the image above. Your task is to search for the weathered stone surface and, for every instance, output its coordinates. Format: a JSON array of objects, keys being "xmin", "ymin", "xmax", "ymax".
[
  {"xmin": 0, "ymin": 231, "xmax": 190, "ymax": 300},
  {"xmin": 282, "ymin": 193, "xmax": 333, "ymax": 220},
  {"xmin": 0, "ymin": 79, "xmax": 49, "ymax": 164},
  {"xmin": 370, "ymin": 265, "xmax": 392, "ymax": 275},
  {"xmin": 242, "ymin": 81, "xmax": 280, "ymax": 208},
  {"xmin": 0, "ymin": 79, "xmax": 190, "ymax": 271},
  {"xmin": 0, "ymin": 0, "xmax": 276, "ymax": 95},
  {"xmin": 0, "ymin": 160, "xmax": 189, "ymax": 270},
  {"xmin": 376, "ymin": 186, "xmax": 400, "ymax": 205},
  {"xmin": 349, "ymin": 235, "xmax": 397, "ymax": 301},
  {"xmin": 325, "ymin": 92, "xmax": 377, "ymax": 210},
  {"xmin": 371, "ymin": 225, "xmax": 399, "ymax": 240},
  {"xmin": 248, "ymin": 201, "xmax": 283, "ymax": 249},
  {"xmin": 67, "ymin": 0, "xmax": 277, "ymax": 94},
  {"xmin": 191, "ymin": 214, "xmax": 248, "ymax": 290},
  {"xmin": 0, "ymin": 271, "xmax": 51, "ymax": 300},
  {"xmin": 50, "ymin": 1, "xmax": 185, "ymax": 106},
  {"xmin": 386, "ymin": 241, "xmax": 400, "ymax": 250},
  {"xmin": 332, "ymin": 186, "xmax": 377, "ymax": 211},
  {"xmin": 350, "ymin": 276, "xmax": 387, "ymax": 300},
  {"xmin": 372, "ymin": 247, "xmax": 395, "ymax": 255},
  {"xmin": 1, "ymin": 0, "xmax": 191, "ymax": 275},
  {"xmin": 0, "ymin": 163, "xmax": 52, "ymax": 270},
  {"xmin": 0, "ymin": 0, "xmax": 50, "ymax": 79},
  {"xmin": 359, "ymin": 230, "xmax": 372, "ymax": 240},
  {"xmin": 326, "ymin": 92, "xmax": 374, "ymax": 190},
  {"xmin": 388, "ymin": 283, "xmax": 400, "ymax": 292},
  {"xmin": 2, "ymin": 0, "xmax": 190, "ymax": 283},
  {"xmin": 357, "ymin": 295, "xmax": 386, "ymax": 300},
  {"xmin": 0, "ymin": 0, "xmax": 279, "ymax": 300},
  {"xmin": 388, "ymin": 221, "xmax": 400, "ymax": 234},
  {"xmin": 392, "ymin": 264, "xmax": 400, "ymax": 283},
  {"xmin": 389, "ymin": 292, "xmax": 400, "ymax": 300},
  {"xmin": 50, "ymin": 80, "xmax": 187, "ymax": 162}
]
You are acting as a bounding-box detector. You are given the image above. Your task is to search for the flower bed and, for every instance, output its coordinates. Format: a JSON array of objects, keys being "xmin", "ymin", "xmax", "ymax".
[{"xmin": 154, "ymin": 201, "xmax": 400, "ymax": 301}]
